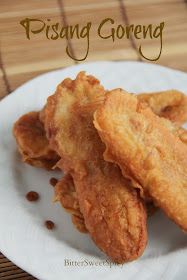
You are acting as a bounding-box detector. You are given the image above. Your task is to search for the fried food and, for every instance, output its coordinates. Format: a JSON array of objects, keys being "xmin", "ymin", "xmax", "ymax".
[
  {"xmin": 13, "ymin": 111, "xmax": 60, "ymax": 170},
  {"xmin": 39, "ymin": 105, "xmax": 46, "ymax": 124},
  {"xmin": 73, "ymin": 161, "xmax": 147, "ymax": 263},
  {"xmin": 177, "ymin": 127, "xmax": 187, "ymax": 144},
  {"xmin": 71, "ymin": 215, "xmax": 88, "ymax": 234},
  {"xmin": 55, "ymin": 174, "xmax": 87, "ymax": 233},
  {"xmin": 45, "ymin": 72, "xmax": 147, "ymax": 263},
  {"xmin": 137, "ymin": 90, "xmax": 187, "ymax": 126},
  {"xmin": 94, "ymin": 89, "xmax": 187, "ymax": 231},
  {"xmin": 14, "ymin": 109, "xmax": 87, "ymax": 232},
  {"xmin": 53, "ymin": 88, "xmax": 187, "ymax": 223},
  {"xmin": 54, "ymin": 167, "xmax": 156, "ymax": 234}
]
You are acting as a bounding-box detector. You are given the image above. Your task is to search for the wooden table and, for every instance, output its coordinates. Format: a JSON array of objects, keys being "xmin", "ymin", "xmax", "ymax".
[{"xmin": 0, "ymin": 0, "xmax": 187, "ymax": 279}]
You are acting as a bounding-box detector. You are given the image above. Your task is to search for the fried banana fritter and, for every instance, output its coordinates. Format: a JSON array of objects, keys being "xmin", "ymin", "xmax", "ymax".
[
  {"xmin": 45, "ymin": 72, "xmax": 147, "ymax": 263},
  {"xmin": 177, "ymin": 127, "xmax": 187, "ymax": 144},
  {"xmin": 13, "ymin": 111, "xmax": 60, "ymax": 170},
  {"xmin": 39, "ymin": 105, "xmax": 47, "ymax": 124},
  {"xmin": 137, "ymin": 90, "xmax": 187, "ymax": 126},
  {"xmin": 54, "ymin": 169, "xmax": 155, "ymax": 234},
  {"xmin": 55, "ymin": 174, "xmax": 88, "ymax": 233},
  {"xmin": 94, "ymin": 89, "xmax": 187, "ymax": 231}
]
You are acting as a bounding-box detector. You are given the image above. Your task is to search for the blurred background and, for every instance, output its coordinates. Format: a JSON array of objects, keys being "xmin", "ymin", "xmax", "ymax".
[
  {"xmin": 0, "ymin": 0, "xmax": 187, "ymax": 279},
  {"xmin": 0, "ymin": 0, "xmax": 187, "ymax": 100}
]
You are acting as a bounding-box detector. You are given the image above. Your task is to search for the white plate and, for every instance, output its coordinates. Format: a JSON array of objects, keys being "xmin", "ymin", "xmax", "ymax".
[{"xmin": 0, "ymin": 61, "xmax": 187, "ymax": 280}]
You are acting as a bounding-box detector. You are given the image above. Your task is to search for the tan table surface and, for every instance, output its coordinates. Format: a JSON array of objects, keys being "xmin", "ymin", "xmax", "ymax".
[{"xmin": 0, "ymin": 0, "xmax": 187, "ymax": 279}]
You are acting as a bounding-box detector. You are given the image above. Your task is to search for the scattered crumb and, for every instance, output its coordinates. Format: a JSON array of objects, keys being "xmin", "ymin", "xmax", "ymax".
[
  {"xmin": 26, "ymin": 191, "xmax": 39, "ymax": 202},
  {"xmin": 50, "ymin": 177, "xmax": 58, "ymax": 187},
  {"xmin": 45, "ymin": 220, "xmax": 55, "ymax": 230}
]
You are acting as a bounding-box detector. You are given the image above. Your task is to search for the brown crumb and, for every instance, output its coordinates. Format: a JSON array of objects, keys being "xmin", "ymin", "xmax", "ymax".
[
  {"xmin": 50, "ymin": 177, "xmax": 58, "ymax": 187},
  {"xmin": 45, "ymin": 220, "xmax": 55, "ymax": 230},
  {"xmin": 26, "ymin": 191, "xmax": 39, "ymax": 202}
]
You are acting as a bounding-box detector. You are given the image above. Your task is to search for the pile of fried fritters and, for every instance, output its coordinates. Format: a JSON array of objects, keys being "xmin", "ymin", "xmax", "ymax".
[{"xmin": 13, "ymin": 72, "xmax": 187, "ymax": 264}]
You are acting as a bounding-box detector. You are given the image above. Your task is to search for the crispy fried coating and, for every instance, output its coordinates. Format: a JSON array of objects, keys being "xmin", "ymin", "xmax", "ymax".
[
  {"xmin": 71, "ymin": 160, "xmax": 147, "ymax": 263},
  {"xmin": 137, "ymin": 90, "xmax": 187, "ymax": 126},
  {"xmin": 13, "ymin": 111, "xmax": 60, "ymax": 170},
  {"xmin": 55, "ymin": 174, "xmax": 87, "ymax": 233},
  {"xmin": 45, "ymin": 72, "xmax": 106, "ymax": 163},
  {"xmin": 94, "ymin": 89, "xmax": 187, "ymax": 231},
  {"xmin": 177, "ymin": 127, "xmax": 187, "ymax": 144},
  {"xmin": 71, "ymin": 215, "xmax": 88, "ymax": 234},
  {"xmin": 54, "ymin": 169, "xmax": 155, "ymax": 235},
  {"xmin": 45, "ymin": 72, "xmax": 147, "ymax": 263},
  {"xmin": 39, "ymin": 105, "xmax": 46, "ymax": 124},
  {"xmin": 55, "ymin": 173, "xmax": 82, "ymax": 217},
  {"xmin": 161, "ymin": 98, "xmax": 187, "ymax": 126}
]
